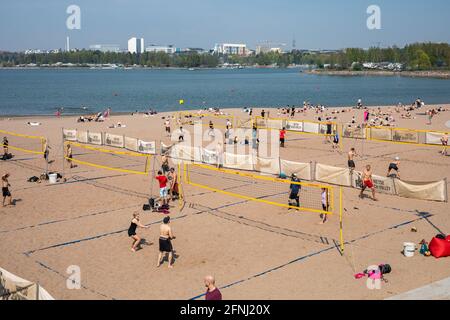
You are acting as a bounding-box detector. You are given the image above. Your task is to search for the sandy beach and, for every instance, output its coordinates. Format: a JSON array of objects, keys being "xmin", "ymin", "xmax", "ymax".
[{"xmin": 1, "ymin": 104, "xmax": 449, "ymax": 300}]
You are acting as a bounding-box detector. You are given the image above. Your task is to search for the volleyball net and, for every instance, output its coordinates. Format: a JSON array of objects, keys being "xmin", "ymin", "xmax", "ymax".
[
  {"xmin": 178, "ymin": 111, "xmax": 235, "ymax": 129},
  {"xmin": 254, "ymin": 117, "xmax": 339, "ymax": 136},
  {"xmin": 0, "ymin": 129, "xmax": 46, "ymax": 155},
  {"xmin": 64, "ymin": 141, "xmax": 151, "ymax": 175},
  {"xmin": 184, "ymin": 162, "xmax": 334, "ymax": 215}
]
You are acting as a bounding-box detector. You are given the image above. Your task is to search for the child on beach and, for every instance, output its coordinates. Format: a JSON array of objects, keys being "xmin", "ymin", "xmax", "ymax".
[{"xmin": 2, "ymin": 173, "xmax": 12, "ymax": 207}]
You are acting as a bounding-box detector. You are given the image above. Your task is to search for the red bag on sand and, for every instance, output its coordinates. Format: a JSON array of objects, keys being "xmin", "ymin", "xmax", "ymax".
[{"xmin": 429, "ymin": 236, "xmax": 450, "ymax": 259}]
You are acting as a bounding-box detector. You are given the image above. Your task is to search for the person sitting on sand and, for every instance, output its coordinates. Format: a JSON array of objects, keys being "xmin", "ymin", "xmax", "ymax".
[
  {"xmin": 387, "ymin": 157, "xmax": 401, "ymax": 179},
  {"xmin": 2, "ymin": 173, "xmax": 13, "ymax": 207},
  {"xmin": 441, "ymin": 133, "xmax": 448, "ymax": 156},
  {"xmin": 360, "ymin": 165, "xmax": 378, "ymax": 201},
  {"xmin": 157, "ymin": 216, "xmax": 176, "ymax": 268},
  {"xmin": 128, "ymin": 212, "xmax": 149, "ymax": 252}
]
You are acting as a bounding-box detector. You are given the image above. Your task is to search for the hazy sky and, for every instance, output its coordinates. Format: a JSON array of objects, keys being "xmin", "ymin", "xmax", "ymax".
[{"xmin": 1, "ymin": 0, "xmax": 449, "ymax": 51}]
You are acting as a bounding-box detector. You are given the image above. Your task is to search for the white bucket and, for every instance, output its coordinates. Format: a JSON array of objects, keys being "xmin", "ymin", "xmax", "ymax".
[
  {"xmin": 403, "ymin": 242, "xmax": 415, "ymax": 257},
  {"xmin": 48, "ymin": 173, "xmax": 58, "ymax": 184}
]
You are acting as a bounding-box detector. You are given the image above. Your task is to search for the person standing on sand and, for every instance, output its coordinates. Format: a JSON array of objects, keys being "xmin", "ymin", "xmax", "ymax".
[
  {"xmin": 178, "ymin": 127, "xmax": 185, "ymax": 142},
  {"xmin": 156, "ymin": 171, "xmax": 168, "ymax": 206},
  {"xmin": 279, "ymin": 127, "xmax": 286, "ymax": 148},
  {"xmin": 128, "ymin": 212, "xmax": 149, "ymax": 252},
  {"xmin": 2, "ymin": 173, "xmax": 12, "ymax": 207},
  {"xmin": 65, "ymin": 143, "xmax": 74, "ymax": 168},
  {"xmin": 319, "ymin": 188, "xmax": 329, "ymax": 225},
  {"xmin": 168, "ymin": 167, "xmax": 179, "ymax": 201},
  {"xmin": 43, "ymin": 140, "xmax": 51, "ymax": 164},
  {"xmin": 157, "ymin": 216, "xmax": 175, "ymax": 268},
  {"xmin": 205, "ymin": 275, "xmax": 222, "ymax": 300},
  {"xmin": 363, "ymin": 109, "xmax": 369, "ymax": 123},
  {"xmin": 2, "ymin": 137, "xmax": 8, "ymax": 156},
  {"xmin": 164, "ymin": 119, "xmax": 171, "ymax": 137},
  {"xmin": 161, "ymin": 154, "xmax": 170, "ymax": 174},
  {"xmin": 348, "ymin": 148, "xmax": 358, "ymax": 171},
  {"xmin": 360, "ymin": 165, "xmax": 378, "ymax": 201},
  {"xmin": 440, "ymin": 133, "xmax": 448, "ymax": 156},
  {"xmin": 261, "ymin": 109, "xmax": 265, "ymax": 119}
]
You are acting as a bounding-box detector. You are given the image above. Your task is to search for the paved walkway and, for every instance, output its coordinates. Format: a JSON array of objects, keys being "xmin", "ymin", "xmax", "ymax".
[{"xmin": 386, "ymin": 277, "xmax": 450, "ymax": 300}]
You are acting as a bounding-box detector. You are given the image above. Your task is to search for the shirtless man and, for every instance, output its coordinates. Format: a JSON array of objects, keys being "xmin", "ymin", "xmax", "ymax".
[
  {"xmin": 168, "ymin": 167, "xmax": 179, "ymax": 200},
  {"xmin": 359, "ymin": 165, "xmax": 378, "ymax": 201},
  {"xmin": 348, "ymin": 148, "xmax": 358, "ymax": 171},
  {"xmin": 2, "ymin": 173, "xmax": 12, "ymax": 207},
  {"xmin": 157, "ymin": 216, "xmax": 176, "ymax": 268},
  {"xmin": 441, "ymin": 133, "xmax": 448, "ymax": 156}
]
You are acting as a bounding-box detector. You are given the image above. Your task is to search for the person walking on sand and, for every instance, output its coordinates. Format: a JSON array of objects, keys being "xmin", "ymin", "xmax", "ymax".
[
  {"xmin": 65, "ymin": 143, "xmax": 74, "ymax": 168},
  {"xmin": 441, "ymin": 133, "xmax": 448, "ymax": 156},
  {"xmin": 360, "ymin": 165, "xmax": 378, "ymax": 201},
  {"xmin": 157, "ymin": 216, "xmax": 176, "ymax": 268},
  {"xmin": 161, "ymin": 154, "xmax": 170, "ymax": 174},
  {"xmin": 204, "ymin": 275, "xmax": 222, "ymax": 300},
  {"xmin": 2, "ymin": 173, "xmax": 12, "ymax": 207},
  {"xmin": 128, "ymin": 212, "xmax": 149, "ymax": 252}
]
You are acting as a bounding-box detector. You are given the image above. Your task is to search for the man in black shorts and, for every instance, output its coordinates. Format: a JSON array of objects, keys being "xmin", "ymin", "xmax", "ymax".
[
  {"xmin": 2, "ymin": 173, "xmax": 12, "ymax": 207},
  {"xmin": 288, "ymin": 174, "xmax": 301, "ymax": 209},
  {"xmin": 348, "ymin": 148, "xmax": 357, "ymax": 171},
  {"xmin": 387, "ymin": 157, "xmax": 401, "ymax": 179}
]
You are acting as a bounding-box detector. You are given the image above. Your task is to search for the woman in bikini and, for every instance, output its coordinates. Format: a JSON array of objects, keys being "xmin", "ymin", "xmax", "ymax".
[{"xmin": 128, "ymin": 212, "xmax": 149, "ymax": 252}]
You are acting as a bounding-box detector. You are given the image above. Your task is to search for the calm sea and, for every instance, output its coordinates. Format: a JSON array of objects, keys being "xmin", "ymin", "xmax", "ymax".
[{"xmin": 1, "ymin": 68, "xmax": 450, "ymax": 116}]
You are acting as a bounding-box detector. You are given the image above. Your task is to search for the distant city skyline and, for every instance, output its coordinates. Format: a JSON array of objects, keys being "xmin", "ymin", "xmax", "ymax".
[{"xmin": 1, "ymin": 0, "xmax": 450, "ymax": 52}]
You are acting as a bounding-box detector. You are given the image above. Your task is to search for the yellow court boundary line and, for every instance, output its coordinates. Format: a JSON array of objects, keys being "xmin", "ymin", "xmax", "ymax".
[
  {"xmin": 185, "ymin": 162, "xmax": 334, "ymax": 215},
  {"xmin": 2, "ymin": 145, "xmax": 45, "ymax": 155}
]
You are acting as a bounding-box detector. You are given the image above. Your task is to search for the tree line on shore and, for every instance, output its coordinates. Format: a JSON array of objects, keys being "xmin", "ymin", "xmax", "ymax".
[{"xmin": 0, "ymin": 42, "xmax": 449, "ymax": 71}]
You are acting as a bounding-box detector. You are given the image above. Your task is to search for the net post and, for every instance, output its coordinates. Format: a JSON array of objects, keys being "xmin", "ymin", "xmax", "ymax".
[
  {"xmin": 61, "ymin": 128, "xmax": 65, "ymax": 178},
  {"xmin": 339, "ymin": 186, "xmax": 344, "ymax": 254}
]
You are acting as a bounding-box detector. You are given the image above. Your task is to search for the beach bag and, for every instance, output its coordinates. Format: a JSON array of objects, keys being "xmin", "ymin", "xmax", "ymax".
[
  {"xmin": 28, "ymin": 176, "xmax": 40, "ymax": 183},
  {"xmin": 149, "ymin": 198, "xmax": 155, "ymax": 208},
  {"xmin": 429, "ymin": 235, "xmax": 450, "ymax": 259},
  {"xmin": 142, "ymin": 204, "xmax": 151, "ymax": 211}
]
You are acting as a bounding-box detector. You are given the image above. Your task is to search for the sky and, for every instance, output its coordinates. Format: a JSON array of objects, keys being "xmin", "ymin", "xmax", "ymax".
[{"xmin": 0, "ymin": 0, "xmax": 449, "ymax": 52}]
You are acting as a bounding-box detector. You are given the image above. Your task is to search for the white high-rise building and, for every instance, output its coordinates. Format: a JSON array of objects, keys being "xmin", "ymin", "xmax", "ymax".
[
  {"xmin": 213, "ymin": 43, "xmax": 247, "ymax": 56},
  {"xmin": 128, "ymin": 37, "xmax": 145, "ymax": 54}
]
